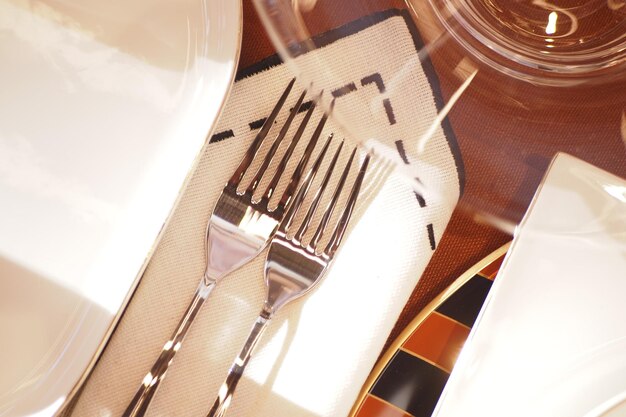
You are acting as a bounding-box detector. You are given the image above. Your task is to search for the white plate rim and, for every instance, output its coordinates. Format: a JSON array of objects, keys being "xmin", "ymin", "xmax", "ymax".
[{"xmin": 50, "ymin": 1, "xmax": 243, "ymax": 414}]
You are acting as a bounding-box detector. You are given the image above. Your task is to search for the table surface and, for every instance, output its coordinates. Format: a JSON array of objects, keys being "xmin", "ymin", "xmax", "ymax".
[
  {"xmin": 49, "ymin": 3, "xmax": 624, "ymax": 415},
  {"xmin": 239, "ymin": 0, "xmax": 626, "ymax": 350}
]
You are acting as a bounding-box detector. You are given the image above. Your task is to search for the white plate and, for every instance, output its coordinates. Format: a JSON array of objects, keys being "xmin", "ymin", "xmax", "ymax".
[
  {"xmin": 0, "ymin": 0, "xmax": 241, "ymax": 415},
  {"xmin": 433, "ymin": 153, "xmax": 626, "ymax": 417}
]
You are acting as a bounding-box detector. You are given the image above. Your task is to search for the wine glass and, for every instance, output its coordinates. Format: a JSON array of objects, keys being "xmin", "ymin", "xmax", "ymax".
[{"xmin": 252, "ymin": 0, "xmax": 626, "ymax": 231}]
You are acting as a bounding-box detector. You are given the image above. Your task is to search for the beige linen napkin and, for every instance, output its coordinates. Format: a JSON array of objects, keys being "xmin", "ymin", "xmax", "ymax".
[{"xmin": 67, "ymin": 9, "xmax": 463, "ymax": 417}]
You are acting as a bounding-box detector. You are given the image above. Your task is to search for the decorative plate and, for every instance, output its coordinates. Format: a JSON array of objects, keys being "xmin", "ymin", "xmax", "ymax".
[{"xmin": 350, "ymin": 242, "xmax": 510, "ymax": 417}]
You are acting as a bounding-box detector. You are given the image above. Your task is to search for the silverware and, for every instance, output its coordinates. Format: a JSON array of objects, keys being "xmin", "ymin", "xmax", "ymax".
[
  {"xmin": 122, "ymin": 79, "xmax": 328, "ymax": 417},
  {"xmin": 206, "ymin": 136, "xmax": 370, "ymax": 417}
]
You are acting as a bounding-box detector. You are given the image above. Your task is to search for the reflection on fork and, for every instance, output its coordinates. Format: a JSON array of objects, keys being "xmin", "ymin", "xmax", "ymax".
[
  {"xmin": 206, "ymin": 135, "xmax": 370, "ymax": 417},
  {"xmin": 122, "ymin": 79, "xmax": 329, "ymax": 417}
]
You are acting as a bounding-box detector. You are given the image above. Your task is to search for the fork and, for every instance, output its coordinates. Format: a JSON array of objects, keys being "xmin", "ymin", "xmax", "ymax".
[
  {"xmin": 206, "ymin": 136, "xmax": 370, "ymax": 417},
  {"xmin": 122, "ymin": 79, "xmax": 329, "ymax": 417}
]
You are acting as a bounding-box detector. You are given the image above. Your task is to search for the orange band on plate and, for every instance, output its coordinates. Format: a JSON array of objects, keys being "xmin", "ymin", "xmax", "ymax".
[{"xmin": 402, "ymin": 311, "xmax": 470, "ymax": 373}]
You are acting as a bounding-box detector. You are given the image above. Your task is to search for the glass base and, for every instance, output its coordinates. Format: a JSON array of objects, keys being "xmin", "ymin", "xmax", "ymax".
[{"xmin": 429, "ymin": 0, "xmax": 626, "ymax": 85}]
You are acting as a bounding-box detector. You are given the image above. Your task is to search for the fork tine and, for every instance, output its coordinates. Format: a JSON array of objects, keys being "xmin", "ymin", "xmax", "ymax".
[
  {"xmin": 279, "ymin": 134, "xmax": 333, "ymax": 233},
  {"xmin": 227, "ymin": 78, "xmax": 296, "ymax": 188},
  {"xmin": 261, "ymin": 97, "xmax": 317, "ymax": 202},
  {"xmin": 276, "ymin": 100, "xmax": 330, "ymax": 212},
  {"xmin": 247, "ymin": 89, "xmax": 307, "ymax": 194},
  {"xmin": 309, "ymin": 146, "xmax": 356, "ymax": 250},
  {"xmin": 293, "ymin": 140, "xmax": 344, "ymax": 242},
  {"xmin": 324, "ymin": 153, "xmax": 370, "ymax": 257}
]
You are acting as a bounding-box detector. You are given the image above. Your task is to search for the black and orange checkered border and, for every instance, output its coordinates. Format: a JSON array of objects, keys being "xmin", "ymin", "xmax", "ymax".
[{"xmin": 350, "ymin": 242, "xmax": 510, "ymax": 417}]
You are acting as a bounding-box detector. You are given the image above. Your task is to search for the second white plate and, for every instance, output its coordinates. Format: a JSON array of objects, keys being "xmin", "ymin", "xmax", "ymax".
[{"xmin": 433, "ymin": 153, "xmax": 626, "ymax": 417}]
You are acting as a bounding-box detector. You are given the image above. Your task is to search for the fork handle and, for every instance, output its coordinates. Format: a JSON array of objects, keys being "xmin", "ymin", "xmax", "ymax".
[
  {"xmin": 206, "ymin": 307, "xmax": 273, "ymax": 417},
  {"xmin": 122, "ymin": 279, "xmax": 216, "ymax": 417}
]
